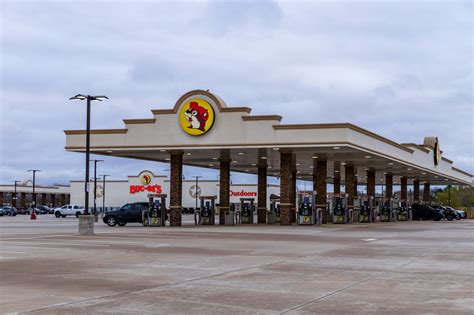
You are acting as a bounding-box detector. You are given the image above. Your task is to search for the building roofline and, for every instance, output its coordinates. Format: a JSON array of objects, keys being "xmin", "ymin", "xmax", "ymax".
[
  {"xmin": 123, "ymin": 119, "xmax": 156, "ymax": 125},
  {"xmin": 274, "ymin": 123, "xmax": 414, "ymax": 153},
  {"xmin": 64, "ymin": 129, "xmax": 127, "ymax": 135},
  {"xmin": 401, "ymin": 143, "xmax": 430, "ymax": 153},
  {"xmin": 242, "ymin": 115, "xmax": 282, "ymax": 121}
]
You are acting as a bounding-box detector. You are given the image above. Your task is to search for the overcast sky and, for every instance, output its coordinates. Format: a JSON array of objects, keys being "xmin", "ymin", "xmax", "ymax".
[{"xmin": 1, "ymin": 0, "xmax": 472, "ymax": 186}]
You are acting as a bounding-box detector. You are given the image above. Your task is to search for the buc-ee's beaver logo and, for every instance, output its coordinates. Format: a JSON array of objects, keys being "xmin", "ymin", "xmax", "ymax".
[
  {"xmin": 141, "ymin": 174, "xmax": 151, "ymax": 185},
  {"xmin": 179, "ymin": 98, "xmax": 215, "ymax": 136}
]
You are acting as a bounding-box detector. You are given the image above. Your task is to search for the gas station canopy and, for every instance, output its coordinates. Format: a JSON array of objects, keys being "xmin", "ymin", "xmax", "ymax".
[{"xmin": 64, "ymin": 90, "xmax": 472, "ymax": 186}]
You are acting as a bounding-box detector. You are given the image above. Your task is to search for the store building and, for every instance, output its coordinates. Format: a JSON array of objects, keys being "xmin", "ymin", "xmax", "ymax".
[
  {"xmin": 0, "ymin": 180, "xmax": 70, "ymax": 208},
  {"xmin": 70, "ymin": 170, "xmax": 280, "ymax": 210},
  {"xmin": 65, "ymin": 90, "xmax": 473, "ymax": 226}
]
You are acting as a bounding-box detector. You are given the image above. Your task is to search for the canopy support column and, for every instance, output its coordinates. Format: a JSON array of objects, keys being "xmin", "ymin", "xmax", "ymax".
[
  {"xmin": 219, "ymin": 158, "xmax": 230, "ymax": 225},
  {"xmin": 257, "ymin": 166, "xmax": 267, "ymax": 224},
  {"xmin": 279, "ymin": 151, "xmax": 293, "ymax": 225},
  {"xmin": 315, "ymin": 160, "xmax": 327, "ymax": 223},
  {"xmin": 169, "ymin": 151, "xmax": 183, "ymax": 226}
]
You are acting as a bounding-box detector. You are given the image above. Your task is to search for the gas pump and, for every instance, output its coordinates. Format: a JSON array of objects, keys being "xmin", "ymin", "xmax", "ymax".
[
  {"xmin": 332, "ymin": 194, "xmax": 348, "ymax": 224},
  {"xmin": 353, "ymin": 198, "xmax": 361, "ymax": 223},
  {"xmin": 239, "ymin": 198, "xmax": 255, "ymax": 224},
  {"xmin": 397, "ymin": 200, "xmax": 409, "ymax": 221},
  {"xmin": 380, "ymin": 199, "xmax": 392, "ymax": 222},
  {"xmin": 267, "ymin": 196, "xmax": 280, "ymax": 224},
  {"xmin": 297, "ymin": 194, "xmax": 315, "ymax": 225},
  {"xmin": 197, "ymin": 196, "xmax": 216, "ymax": 225},
  {"xmin": 359, "ymin": 198, "xmax": 374, "ymax": 223},
  {"xmin": 146, "ymin": 194, "xmax": 167, "ymax": 227},
  {"xmin": 391, "ymin": 199, "xmax": 399, "ymax": 222}
]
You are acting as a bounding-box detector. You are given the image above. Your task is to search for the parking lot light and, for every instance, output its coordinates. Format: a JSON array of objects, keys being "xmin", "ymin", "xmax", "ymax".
[
  {"xmin": 12, "ymin": 180, "xmax": 20, "ymax": 208},
  {"xmin": 27, "ymin": 170, "xmax": 40, "ymax": 219},
  {"xmin": 70, "ymin": 94, "xmax": 108, "ymax": 215}
]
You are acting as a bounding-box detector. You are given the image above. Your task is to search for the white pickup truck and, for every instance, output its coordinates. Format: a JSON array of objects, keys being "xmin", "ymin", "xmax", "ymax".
[{"xmin": 54, "ymin": 205, "xmax": 85, "ymax": 218}]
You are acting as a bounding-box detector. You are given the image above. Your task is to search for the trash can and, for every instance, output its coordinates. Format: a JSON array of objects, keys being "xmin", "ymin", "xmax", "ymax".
[{"xmin": 225, "ymin": 210, "xmax": 235, "ymax": 225}]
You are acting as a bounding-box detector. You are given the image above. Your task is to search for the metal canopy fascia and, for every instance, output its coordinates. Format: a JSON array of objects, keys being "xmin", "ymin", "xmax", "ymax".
[{"xmin": 65, "ymin": 142, "xmax": 471, "ymax": 186}]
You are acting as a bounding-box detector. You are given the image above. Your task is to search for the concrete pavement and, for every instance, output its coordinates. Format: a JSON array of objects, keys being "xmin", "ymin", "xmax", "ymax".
[{"xmin": 0, "ymin": 215, "xmax": 473, "ymax": 314}]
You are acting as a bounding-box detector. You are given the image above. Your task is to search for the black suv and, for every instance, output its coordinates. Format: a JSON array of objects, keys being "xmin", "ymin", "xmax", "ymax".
[
  {"xmin": 103, "ymin": 202, "xmax": 149, "ymax": 227},
  {"xmin": 412, "ymin": 204, "xmax": 444, "ymax": 221}
]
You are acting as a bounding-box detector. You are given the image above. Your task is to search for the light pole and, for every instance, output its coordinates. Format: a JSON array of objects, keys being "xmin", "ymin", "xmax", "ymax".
[
  {"xmin": 448, "ymin": 185, "xmax": 451, "ymax": 206},
  {"xmin": 70, "ymin": 94, "xmax": 108, "ymax": 215},
  {"xmin": 13, "ymin": 180, "xmax": 20, "ymax": 208},
  {"xmin": 27, "ymin": 170, "xmax": 40, "ymax": 219},
  {"xmin": 99, "ymin": 174, "xmax": 109, "ymax": 213},
  {"xmin": 192, "ymin": 176, "xmax": 202, "ymax": 210},
  {"xmin": 91, "ymin": 159, "xmax": 103, "ymax": 216}
]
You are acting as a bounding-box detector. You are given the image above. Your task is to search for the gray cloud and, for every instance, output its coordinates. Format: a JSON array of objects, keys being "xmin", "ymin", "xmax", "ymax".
[{"xmin": 0, "ymin": 0, "xmax": 472, "ymax": 186}]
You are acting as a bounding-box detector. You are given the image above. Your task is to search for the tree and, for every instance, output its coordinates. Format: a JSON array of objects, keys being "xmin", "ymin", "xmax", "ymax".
[{"xmin": 434, "ymin": 185, "xmax": 474, "ymax": 208}]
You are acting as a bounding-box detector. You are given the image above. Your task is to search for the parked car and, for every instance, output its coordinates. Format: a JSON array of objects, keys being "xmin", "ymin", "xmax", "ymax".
[
  {"xmin": 32, "ymin": 207, "xmax": 49, "ymax": 215},
  {"xmin": 0, "ymin": 208, "xmax": 3, "ymax": 216},
  {"xmin": 103, "ymin": 202, "xmax": 149, "ymax": 227},
  {"xmin": 54, "ymin": 205, "xmax": 84, "ymax": 218},
  {"xmin": 432, "ymin": 205, "xmax": 457, "ymax": 221},
  {"xmin": 37, "ymin": 205, "xmax": 53, "ymax": 214},
  {"xmin": 412, "ymin": 204, "xmax": 445, "ymax": 221},
  {"xmin": 445, "ymin": 206, "xmax": 467, "ymax": 219},
  {"xmin": 1, "ymin": 206, "xmax": 18, "ymax": 216}
]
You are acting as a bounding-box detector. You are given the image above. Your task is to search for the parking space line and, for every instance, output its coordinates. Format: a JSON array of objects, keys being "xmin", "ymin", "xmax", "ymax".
[
  {"xmin": 2, "ymin": 241, "xmax": 110, "ymax": 247},
  {"xmin": 1, "ymin": 234, "xmax": 73, "ymax": 241}
]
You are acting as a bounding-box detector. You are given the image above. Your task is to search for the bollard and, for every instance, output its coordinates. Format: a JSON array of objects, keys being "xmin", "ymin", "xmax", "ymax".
[
  {"xmin": 316, "ymin": 208, "xmax": 322, "ymax": 226},
  {"xmin": 235, "ymin": 211, "xmax": 241, "ymax": 224},
  {"xmin": 374, "ymin": 210, "xmax": 380, "ymax": 223},
  {"xmin": 78, "ymin": 215, "xmax": 95, "ymax": 235},
  {"xmin": 194, "ymin": 211, "xmax": 201, "ymax": 225},
  {"xmin": 142, "ymin": 210, "xmax": 148, "ymax": 226}
]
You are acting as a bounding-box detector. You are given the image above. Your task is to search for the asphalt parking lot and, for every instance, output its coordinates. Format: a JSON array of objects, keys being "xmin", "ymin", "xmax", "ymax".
[{"xmin": 0, "ymin": 215, "xmax": 473, "ymax": 315}]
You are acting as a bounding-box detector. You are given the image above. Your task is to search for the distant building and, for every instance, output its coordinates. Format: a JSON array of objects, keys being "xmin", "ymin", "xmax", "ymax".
[
  {"xmin": 0, "ymin": 180, "xmax": 70, "ymax": 208},
  {"xmin": 70, "ymin": 170, "xmax": 280, "ymax": 210}
]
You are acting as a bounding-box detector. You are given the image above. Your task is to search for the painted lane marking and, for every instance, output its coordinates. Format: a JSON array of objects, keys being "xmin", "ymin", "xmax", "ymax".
[
  {"xmin": 0, "ymin": 250, "xmax": 26, "ymax": 254},
  {"xmin": 1, "ymin": 234, "xmax": 72, "ymax": 241},
  {"xmin": 3, "ymin": 241, "xmax": 110, "ymax": 247}
]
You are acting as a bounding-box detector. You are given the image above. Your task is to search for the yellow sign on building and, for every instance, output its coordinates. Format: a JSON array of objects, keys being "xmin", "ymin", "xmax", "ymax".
[{"xmin": 179, "ymin": 98, "xmax": 215, "ymax": 136}]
